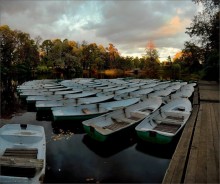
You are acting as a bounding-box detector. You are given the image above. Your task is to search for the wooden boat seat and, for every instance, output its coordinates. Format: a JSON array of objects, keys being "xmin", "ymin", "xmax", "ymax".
[
  {"xmin": 3, "ymin": 148, "xmax": 38, "ymax": 159},
  {"xmin": 130, "ymin": 111, "xmax": 149, "ymax": 119},
  {"xmin": 0, "ymin": 156, "xmax": 43, "ymax": 169},
  {"xmin": 164, "ymin": 111, "xmax": 188, "ymax": 120},
  {"xmin": 82, "ymin": 108, "xmax": 91, "ymax": 114},
  {"xmin": 166, "ymin": 115, "xmax": 184, "ymax": 121},
  {"xmin": 153, "ymin": 118, "xmax": 183, "ymax": 125},
  {"xmin": 90, "ymin": 124, "xmax": 112, "ymax": 134},
  {"xmin": 101, "ymin": 117, "xmax": 134, "ymax": 131},
  {"xmin": 153, "ymin": 123, "xmax": 181, "ymax": 133},
  {"xmin": 111, "ymin": 117, "xmax": 136, "ymax": 124}
]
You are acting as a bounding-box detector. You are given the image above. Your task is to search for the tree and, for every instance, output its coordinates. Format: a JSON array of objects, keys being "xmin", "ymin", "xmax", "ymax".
[
  {"xmin": 0, "ymin": 25, "xmax": 16, "ymax": 71},
  {"xmin": 0, "ymin": 25, "xmax": 39, "ymax": 74},
  {"xmin": 186, "ymin": 0, "xmax": 219, "ymax": 80},
  {"xmin": 144, "ymin": 40, "xmax": 159, "ymax": 62},
  {"xmin": 106, "ymin": 43, "xmax": 120, "ymax": 69},
  {"xmin": 142, "ymin": 41, "xmax": 160, "ymax": 78},
  {"xmin": 182, "ymin": 41, "xmax": 203, "ymax": 72}
]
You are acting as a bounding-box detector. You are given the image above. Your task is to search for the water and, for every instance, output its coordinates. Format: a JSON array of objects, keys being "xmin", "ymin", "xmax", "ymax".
[{"xmin": 0, "ymin": 74, "xmax": 180, "ymax": 183}]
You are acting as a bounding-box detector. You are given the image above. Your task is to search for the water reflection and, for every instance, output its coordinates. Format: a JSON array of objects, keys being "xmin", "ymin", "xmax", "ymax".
[
  {"xmin": 0, "ymin": 76, "xmax": 28, "ymax": 119},
  {"xmin": 82, "ymin": 133, "xmax": 137, "ymax": 158}
]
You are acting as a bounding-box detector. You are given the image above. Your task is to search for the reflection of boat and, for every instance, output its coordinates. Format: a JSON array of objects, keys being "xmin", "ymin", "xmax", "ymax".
[
  {"xmin": 82, "ymin": 134, "xmax": 137, "ymax": 158},
  {"xmin": 0, "ymin": 124, "xmax": 46, "ymax": 184},
  {"xmin": 135, "ymin": 98, "xmax": 192, "ymax": 144},
  {"xmin": 135, "ymin": 138, "xmax": 179, "ymax": 159},
  {"xmin": 82, "ymin": 98, "xmax": 162, "ymax": 142},
  {"xmin": 36, "ymin": 95, "xmax": 114, "ymax": 111},
  {"xmin": 52, "ymin": 98, "xmax": 140, "ymax": 122}
]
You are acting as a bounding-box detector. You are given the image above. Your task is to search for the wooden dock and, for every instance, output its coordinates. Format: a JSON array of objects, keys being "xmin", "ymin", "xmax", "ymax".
[{"xmin": 162, "ymin": 81, "xmax": 219, "ymax": 183}]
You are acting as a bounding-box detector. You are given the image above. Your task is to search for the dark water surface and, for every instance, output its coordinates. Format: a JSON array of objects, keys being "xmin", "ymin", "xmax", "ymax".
[{"xmin": 0, "ymin": 74, "xmax": 180, "ymax": 183}]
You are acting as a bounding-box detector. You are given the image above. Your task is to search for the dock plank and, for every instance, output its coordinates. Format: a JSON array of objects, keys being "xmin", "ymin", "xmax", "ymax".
[
  {"xmin": 182, "ymin": 105, "xmax": 202, "ymax": 183},
  {"xmin": 207, "ymin": 103, "xmax": 219, "ymax": 183},
  {"xmin": 184, "ymin": 103, "xmax": 219, "ymax": 183}
]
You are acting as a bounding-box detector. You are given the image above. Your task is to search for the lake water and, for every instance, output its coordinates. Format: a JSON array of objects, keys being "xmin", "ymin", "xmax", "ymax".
[{"xmin": 0, "ymin": 74, "xmax": 180, "ymax": 183}]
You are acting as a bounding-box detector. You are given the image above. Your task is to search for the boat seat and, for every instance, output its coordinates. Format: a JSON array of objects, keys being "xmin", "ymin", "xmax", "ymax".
[
  {"xmin": 164, "ymin": 111, "xmax": 189, "ymax": 120},
  {"xmin": 0, "ymin": 156, "xmax": 43, "ymax": 169},
  {"xmin": 130, "ymin": 111, "xmax": 147, "ymax": 119},
  {"xmin": 90, "ymin": 124, "xmax": 112, "ymax": 134},
  {"xmin": 111, "ymin": 117, "xmax": 136, "ymax": 124},
  {"xmin": 3, "ymin": 148, "xmax": 38, "ymax": 159},
  {"xmin": 103, "ymin": 121, "xmax": 128, "ymax": 131},
  {"xmin": 166, "ymin": 115, "xmax": 184, "ymax": 121},
  {"xmin": 153, "ymin": 118, "xmax": 183, "ymax": 125},
  {"xmin": 82, "ymin": 108, "xmax": 91, "ymax": 114},
  {"xmin": 153, "ymin": 123, "xmax": 181, "ymax": 133}
]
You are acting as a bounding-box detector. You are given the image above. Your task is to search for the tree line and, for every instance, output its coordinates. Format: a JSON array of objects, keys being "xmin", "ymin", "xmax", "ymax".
[{"xmin": 0, "ymin": 25, "xmax": 162, "ymax": 78}]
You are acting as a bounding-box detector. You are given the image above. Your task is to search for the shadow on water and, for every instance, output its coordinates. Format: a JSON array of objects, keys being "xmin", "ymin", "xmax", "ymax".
[{"xmin": 82, "ymin": 130, "xmax": 137, "ymax": 158}]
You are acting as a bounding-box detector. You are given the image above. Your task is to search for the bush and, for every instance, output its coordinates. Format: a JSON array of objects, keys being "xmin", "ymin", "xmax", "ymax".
[{"xmin": 36, "ymin": 65, "xmax": 51, "ymax": 73}]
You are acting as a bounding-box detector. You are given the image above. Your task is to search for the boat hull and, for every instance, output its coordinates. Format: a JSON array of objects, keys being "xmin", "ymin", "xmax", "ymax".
[
  {"xmin": 83, "ymin": 122, "xmax": 139, "ymax": 142},
  {"xmin": 136, "ymin": 130, "xmax": 173, "ymax": 144},
  {"xmin": 83, "ymin": 125, "xmax": 108, "ymax": 142}
]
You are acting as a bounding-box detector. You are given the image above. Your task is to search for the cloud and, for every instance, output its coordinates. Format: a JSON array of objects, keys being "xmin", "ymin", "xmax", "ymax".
[
  {"xmin": 1, "ymin": 0, "xmax": 198, "ymax": 60},
  {"xmin": 154, "ymin": 16, "xmax": 191, "ymax": 37}
]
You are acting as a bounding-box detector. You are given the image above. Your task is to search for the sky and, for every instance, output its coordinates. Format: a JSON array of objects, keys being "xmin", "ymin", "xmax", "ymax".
[{"xmin": 0, "ymin": 0, "xmax": 199, "ymax": 61}]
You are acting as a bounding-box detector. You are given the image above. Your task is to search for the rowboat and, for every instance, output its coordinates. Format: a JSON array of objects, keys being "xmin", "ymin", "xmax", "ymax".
[
  {"xmin": 52, "ymin": 98, "xmax": 140, "ymax": 122},
  {"xmin": 82, "ymin": 97, "xmax": 162, "ymax": 142},
  {"xmin": 102, "ymin": 86, "xmax": 126, "ymax": 92},
  {"xmin": 115, "ymin": 87, "xmax": 140, "ymax": 95},
  {"xmin": 147, "ymin": 88, "xmax": 172, "ymax": 98},
  {"xmin": 20, "ymin": 91, "xmax": 53, "ymax": 98},
  {"xmin": 36, "ymin": 95, "xmax": 114, "ymax": 111},
  {"xmin": 64, "ymin": 91, "xmax": 96, "ymax": 99},
  {"xmin": 180, "ymin": 83, "xmax": 196, "ymax": 91},
  {"xmin": 153, "ymin": 83, "xmax": 170, "ymax": 91},
  {"xmin": 165, "ymin": 84, "xmax": 181, "ymax": 92},
  {"xmin": 114, "ymin": 88, "xmax": 154, "ymax": 100},
  {"xmin": 0, "ymin": 124, "xmax": 46, "ymax": 184},
  {"xmin": 17, "ymin": 84, "xmax": 64, "ymax": 92},
  {"xmin": 26, "ymin": 94, "xmax": 66, "ymax": 104},
  {"xmin": 53, "ymin": 89, "xmax": 82, "ymax": 95},
  {"xmin": 135, "ymin": 98, "xmax": 192, "ymax": 144},
  {"xmin": 140, "ymin": 83, "xmax": 158, "ymax": 89}
]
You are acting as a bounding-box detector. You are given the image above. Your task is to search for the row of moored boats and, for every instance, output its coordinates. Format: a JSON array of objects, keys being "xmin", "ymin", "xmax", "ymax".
[
  {"xmin": 0, "ymin": 78, "xmax": 196, "ymax": 183},
  {"xmin": 17, "ymin": 78, "xmax": 196, "ymax": 143}
]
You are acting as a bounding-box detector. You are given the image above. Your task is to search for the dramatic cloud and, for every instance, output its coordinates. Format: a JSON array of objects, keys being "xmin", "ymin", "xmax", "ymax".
[{"xmin": 0, "ymin": 0, "xmax": 198, "ymax": 60}]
